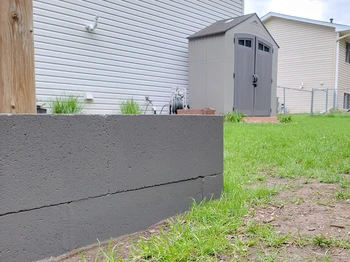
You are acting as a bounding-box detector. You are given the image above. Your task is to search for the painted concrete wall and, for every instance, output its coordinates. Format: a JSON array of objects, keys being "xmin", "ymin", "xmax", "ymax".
[
  {"xmin": 0, "ymin": 115, "xmax": 223, "ymax": 262},
  {"xmin": 33, "ymin": 0, "xmax": 243, "ymax": 114}
]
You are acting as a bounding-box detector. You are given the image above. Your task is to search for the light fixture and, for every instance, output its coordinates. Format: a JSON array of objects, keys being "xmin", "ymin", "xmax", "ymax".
[
  {"xmin": 84, "ymin": 92, "xmax": 94, "ymax": 100},
  {"xmin": 85, "ymin": 16, "xmax": 100, "ymax": 32}
]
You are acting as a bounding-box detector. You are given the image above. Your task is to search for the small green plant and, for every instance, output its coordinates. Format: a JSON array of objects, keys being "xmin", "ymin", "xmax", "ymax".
[
  {"xmin": 335, "ymin": 190, "xmax": 350, "ymax": 200},
  {"xmin": 49, "ymin": 94, "xmax": 84, "ymax": 114},
  {"xmin": 120, "ymin": 99, "xmax": 142, "ymax": 114},
  {"xmin": 313, "ymin": 234, "xmax": 332, "ymax": 247},
  {"xmin": 80, "ymin": 239, "xmax": 124, "ymax": 262},
  {"xmin": 278, "ymin": 114, "xmax": 292, "ymax": 123},
  {"xmin": 224, "ymin": 111, "xmax": 245, "ymax": 123}
]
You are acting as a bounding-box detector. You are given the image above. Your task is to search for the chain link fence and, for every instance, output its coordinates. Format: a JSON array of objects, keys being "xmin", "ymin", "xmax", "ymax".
[{"xmin": 277, "ymin": 86, "xmax": 350, "ymax": 115}]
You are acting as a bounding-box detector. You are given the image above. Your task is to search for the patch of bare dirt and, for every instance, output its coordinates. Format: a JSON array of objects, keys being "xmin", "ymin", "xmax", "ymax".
[
  {"xmin": 248, "ymin": 177, "xmax": 350, "ymax": 261},
  {"xmin": 254, "ymin": 179, "xmax": 350, "ymax": 239}
]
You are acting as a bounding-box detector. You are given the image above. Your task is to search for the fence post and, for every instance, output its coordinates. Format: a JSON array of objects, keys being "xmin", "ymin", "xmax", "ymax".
[
  {"xmin": 310, "ymin": 88, "xmax": 314, "ymax": 116},
  {"xmin": 325, "ymin": 88, "xmax": 329, "ymax": 114},
  {"xmin": 0, "ymin": 0, "xmax": 36, "ymax": 113},
  {"xmin": 283, "ymin": 87, "xmax": 286, "ymax": 116}
]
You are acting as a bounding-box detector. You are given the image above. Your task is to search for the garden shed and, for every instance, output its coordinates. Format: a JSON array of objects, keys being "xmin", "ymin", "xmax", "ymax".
[{"xmin": 188, "ymin": 13, "xmax": 279, "ymax": 116}]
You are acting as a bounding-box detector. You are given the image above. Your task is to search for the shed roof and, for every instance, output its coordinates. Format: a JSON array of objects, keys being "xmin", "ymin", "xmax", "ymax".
[
  {"xmin": 187, "ymin": 13, "xmax": 255, "ymax": 39},
  {"xmin": 261, "ymin": 12, "xmax": 350, "ymax": 33}
]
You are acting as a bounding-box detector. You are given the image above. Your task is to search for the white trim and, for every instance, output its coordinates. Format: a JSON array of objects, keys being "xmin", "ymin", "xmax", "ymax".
[
  {"xmin": 334, "ymin": 33, "xmax": 340, "ymax": 109},
  {"xmin": 337, "ymin": 34, "xmax": 350, "ymax": 42},
  {"xmin": 261, "ymin": 12, "xmax": 350, "ymax": 32}
]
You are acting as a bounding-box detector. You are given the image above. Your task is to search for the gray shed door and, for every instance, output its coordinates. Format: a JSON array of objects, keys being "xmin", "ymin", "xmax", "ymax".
[
  {"xmin": 233, "ymin": 34, "xmax": 255, "ymax": 116},
  {"xmin": 255, "ymin": 37, "xmax": 272, "ymax": 116},
  {"xmin": 234, "ymin": 34, "xmax": 273, "ymax": 116}
]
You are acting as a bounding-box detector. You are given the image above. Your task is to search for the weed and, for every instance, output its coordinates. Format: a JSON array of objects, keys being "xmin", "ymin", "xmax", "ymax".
[
  {"xmin": 49, "ymin": 94, "xmax": 84, "ymax": 114},
  {"xmin": 120, "ymin": 98, "xmax": 142, "ymax": 114},
  {"xmin": 335, "ymin": 190, "xmax": 350, "ymax": 200},
  {"xmin": 332, "ymin": 238, "xmax": 350, "ymax": 249},
  {"xmin": 313, "ymin": 234, "xmax": 332, "ymax": 247},
  {"xmin": 290, "ymin": 197, "xmax": 304, "ymax": 205},
  {"xmin": 256, "ymin": 249, "xmax": 279, "ymax": 262},
  {"xmin": 277, "ymin": 114, "xmax": 292, "ymax": 123},
  {"xmin": 80, "ymin": 239, "xmax": 124, "ymax": 262},
  {"xmin": 224, "ymin": 111, "xmax": 245, "ymax": 123},
  {"xmin": 293, "ymin": 232, "xmax": 311, "ymax": 247},
  {"xmin": 318, "ymin": 253, "xmax": 332, "ymax": 262}
]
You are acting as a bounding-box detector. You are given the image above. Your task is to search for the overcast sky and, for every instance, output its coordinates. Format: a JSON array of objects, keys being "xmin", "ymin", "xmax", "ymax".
[{"xmin": 245, "ymin": 0, "xmax": 350, "ymax": 25}]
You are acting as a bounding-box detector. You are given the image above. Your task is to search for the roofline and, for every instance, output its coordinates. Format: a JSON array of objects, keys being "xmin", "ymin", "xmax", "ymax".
[
  {"xmin": 187, "ymin": 13, "xmax": 279, "ymax": 48},
  {"xmin": 261, "ymin": 12, "xmax": 350, "ymax": 32},
  {"xmin": 256, "ymin": 14, "xmax": 280, "ymax": 48},
  {"xmin": 187, "ymin": 13, "xmax": 255, "ymax": 40}
]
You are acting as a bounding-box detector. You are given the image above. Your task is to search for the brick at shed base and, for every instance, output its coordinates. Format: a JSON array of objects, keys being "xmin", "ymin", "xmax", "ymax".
[
  {"xmin": 177, "ymin": 108, "xmax": 216, "ymax": 115},
  {"xmin": 202, "ymin": 174, "xmax": 223, "ymax": 200}
]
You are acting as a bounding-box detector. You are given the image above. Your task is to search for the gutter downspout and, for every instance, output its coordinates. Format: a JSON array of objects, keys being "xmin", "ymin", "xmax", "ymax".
[{"xmin": 334, "ymin": 33, "xmax": 340, "ymax": 109}]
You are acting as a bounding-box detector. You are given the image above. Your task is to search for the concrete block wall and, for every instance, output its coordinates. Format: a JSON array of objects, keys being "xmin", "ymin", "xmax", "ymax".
[{"xmin": 0, "ymin": 115, "xmax": 223, "ymax": 262}]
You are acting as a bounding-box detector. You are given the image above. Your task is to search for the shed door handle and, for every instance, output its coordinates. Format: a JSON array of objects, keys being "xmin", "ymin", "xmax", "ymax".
[{"xmin": 252, "ymin": 74, "xmax": 258, "ymax": 83}]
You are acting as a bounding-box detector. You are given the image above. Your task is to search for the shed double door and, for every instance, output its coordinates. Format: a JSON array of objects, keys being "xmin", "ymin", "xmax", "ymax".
[{"xmin": 234, "ymin": 34, "xmax": 273, "ymax": 116}]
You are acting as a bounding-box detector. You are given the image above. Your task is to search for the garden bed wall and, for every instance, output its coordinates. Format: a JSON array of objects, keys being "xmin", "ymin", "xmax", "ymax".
[{"xmin": 0, "ymin": 115, "xmax": 223, "ymax": 262}]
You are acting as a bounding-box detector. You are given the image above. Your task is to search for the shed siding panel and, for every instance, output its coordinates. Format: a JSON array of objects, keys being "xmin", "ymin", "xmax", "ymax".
[
  {"xmin": 33, "ymin": 0, "xmax": 243, "ymax": 114},
  {"xmin": 337, "ymin": 38, "xmax": 350, "ymax": 109},
  {"xmin": 264, "ymin": 17, "xmax": 336, "ymax": 113}
]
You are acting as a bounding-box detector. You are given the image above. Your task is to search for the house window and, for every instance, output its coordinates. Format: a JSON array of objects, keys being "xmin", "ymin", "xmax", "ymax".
[
  {"xmin": 258, "ymin": 43, "xmax": 264, "ymax": 51},
  {"xmin": 344, "ymin": 93, "xmax": 350, "ymax": 109},
  {"xmin": 264, "ymin": 46, "xmax": 270, "ymax": 53},
  {"xmin": 238, "ymin": 40, "xmax": 244, "ymax": 46},
  {"xmin": 346, "ymin": 42, "xmax": 350, "ymax": 63}
]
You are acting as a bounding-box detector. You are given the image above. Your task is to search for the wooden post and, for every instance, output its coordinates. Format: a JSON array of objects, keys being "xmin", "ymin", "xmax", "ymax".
[{"xmin": 0, "ymin": 0, "xmax": 36, "ymax": 113}]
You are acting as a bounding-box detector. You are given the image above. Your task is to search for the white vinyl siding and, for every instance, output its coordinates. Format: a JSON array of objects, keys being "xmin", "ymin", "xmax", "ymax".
[
  {"xmin": 264, "ymin": 17, "xmax": 336, "ymax": 113},
  {"xmin": 33, "ymin": 0, "xmax": 243, "ymax": 114},
  {"xmin": 337, "ymin": 38, "xmax": 350, "ymax": 109}
]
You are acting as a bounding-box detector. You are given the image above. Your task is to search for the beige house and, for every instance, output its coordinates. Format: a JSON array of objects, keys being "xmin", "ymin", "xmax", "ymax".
[{"xmin": 262, "ymin": 12, "xmax": 350, "ymax": 113}]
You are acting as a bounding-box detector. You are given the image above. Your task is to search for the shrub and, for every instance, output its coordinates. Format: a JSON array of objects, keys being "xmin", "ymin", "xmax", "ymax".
[
  {"xmin": 120, "ymin": 99, "xmax": 142, "ymax": 115},
  {"xmin": 224, "ymin": 111, "xmax": 245, "ymax": 123},
  {"xmin": 49, "ymin": 95, "xmax": 84, "ymax": 114},
  {"xmin": 278, "ymin": 114, "xmax": 292, "ymax": 123}
]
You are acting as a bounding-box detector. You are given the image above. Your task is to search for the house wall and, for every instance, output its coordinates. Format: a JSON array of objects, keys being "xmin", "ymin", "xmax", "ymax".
[
  {"xmin": 264, "ymin": 17, "xmax": 337, "ymax": 113},
  {"xmin": 33, "ymin": 0, "xmax": 243, "ymax": 114},
  {"xmin": 227, "ymin": 15, "xmax": 278, "ymax": 115},
  {"xmin": 0, "ymin": 115, "xmax": 223, "ymax": 262},
  {"xmin": 337, "ymin": 37, "xmax": 350, "ymax": 109}
]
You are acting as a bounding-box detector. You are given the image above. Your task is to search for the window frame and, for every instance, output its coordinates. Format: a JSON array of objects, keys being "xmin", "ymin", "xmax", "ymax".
[
  {"xmin": 346, "ymin": 42, "xmax": 350, "ymax": 64},
  {"xmin": 238, "ymin": 39, "xmax": 253, "ymax": 49}
]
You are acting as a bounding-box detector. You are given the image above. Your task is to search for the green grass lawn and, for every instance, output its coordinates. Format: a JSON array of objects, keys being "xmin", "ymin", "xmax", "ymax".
[{"xmin": 90, "ymin": 114, "xmax": 350, "ymax": 261}]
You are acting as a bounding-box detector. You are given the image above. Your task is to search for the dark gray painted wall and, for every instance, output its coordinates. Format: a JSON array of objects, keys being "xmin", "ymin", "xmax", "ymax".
[{"xmin": 0, "ymin": 115, "xmax": 223, "ymax": 262}]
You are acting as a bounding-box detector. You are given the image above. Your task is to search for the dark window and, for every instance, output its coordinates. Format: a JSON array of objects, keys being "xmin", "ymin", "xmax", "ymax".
[
  {"xmin": 245, "ymin": 40, "xmax": 252, "ymax": 47},
  {"xmin": 238, "ymin": 40, "xmax": 244, "ymax": 46},
  {"xmin": 264, "ymin": 46, "xmax": 270, "ymax": 52},
  {"xmin": 258, "ymin": 43, "xmax": 264, "ymax": 51},
  {"xmin": 346, "ymin": 42, "xmax": 350, "ymax": 63},
  {"xmin": 344, "ymin": 93, "xmax": 350, "ymax": 109}
]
